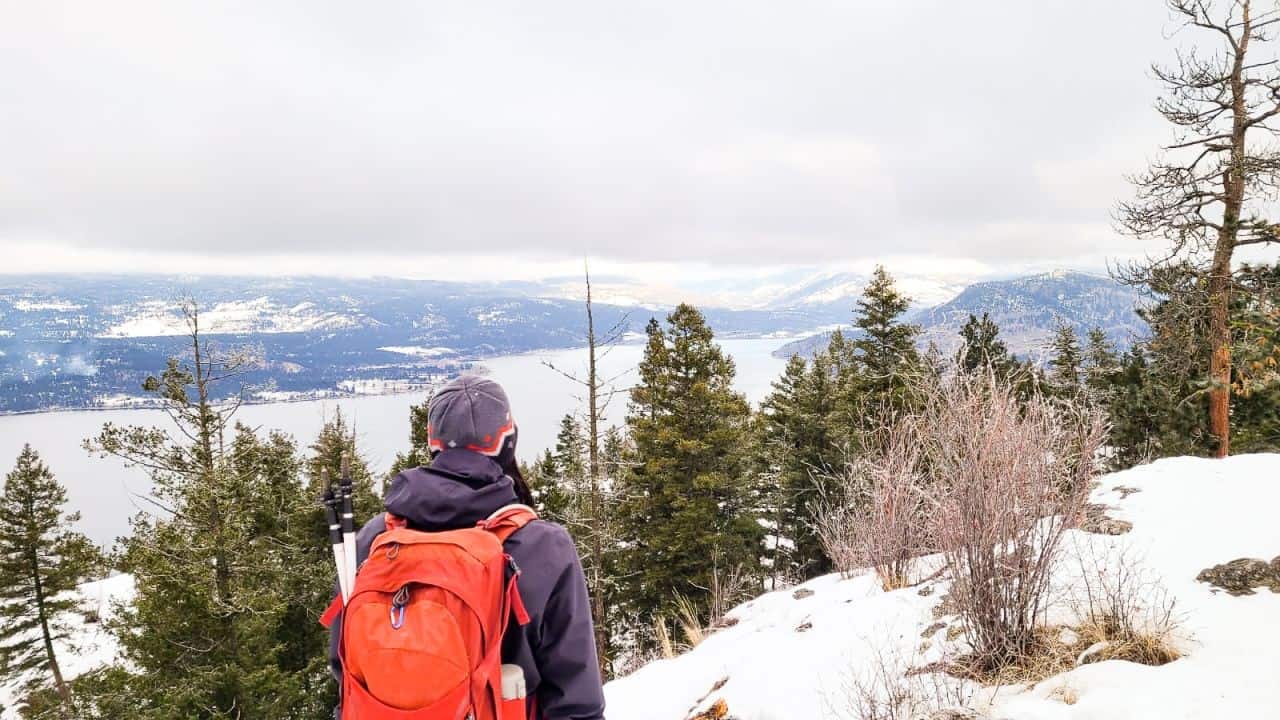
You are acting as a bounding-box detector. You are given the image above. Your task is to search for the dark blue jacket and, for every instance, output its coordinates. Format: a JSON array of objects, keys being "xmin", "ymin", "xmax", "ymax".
[{"xmin": 328, "ymin": 449, "xmax": 606, "ymax": 720}]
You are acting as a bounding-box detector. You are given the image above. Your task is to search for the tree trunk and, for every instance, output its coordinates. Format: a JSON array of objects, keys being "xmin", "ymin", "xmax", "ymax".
[
  {"xmin": 584, "ymin": 266, "xmax": 610, "ymax": 679},
  {"xmin": 1208, "ymin": 0, "xmax": 1252, "ymax": 458},
  {"xmin": 30, "ymin": 550, "xmax": 69, "ymax": 703},
  {"xmin": 1208, "ymin": 253, "xmax": 1233, "ymax": 457}
]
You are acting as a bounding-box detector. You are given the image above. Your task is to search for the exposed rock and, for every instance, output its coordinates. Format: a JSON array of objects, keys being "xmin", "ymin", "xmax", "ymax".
[
  {"xmin": 1196, "ymin": 557, "xmax": 1280, "ymax": 596},
  {"xmin": 918, "ymin": 585, "xmax": 935, "ymax": 597},
  {"xmin": 921, "ymin": 621, "xmax": 947, "ymax": 639},
  {"xmin": 792, "ymin": 588, "xmax": 815, "ymax": 600},
  {"xmin": 1081, "ymin": 503, "xmax": 1133, "ymax": 535},
  {"xmin": 796, "ymin": 620, "xmax": 813, "ymax": 632},
  {"xmin": 931, "ymin": 591, "xmax": 959, "ymax": 619},
  {"xmin": 926, "ymin": 709, "xmax": 982, "ymax": 719}
]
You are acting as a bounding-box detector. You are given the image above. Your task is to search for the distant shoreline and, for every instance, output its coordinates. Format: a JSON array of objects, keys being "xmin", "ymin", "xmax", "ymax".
[{"xmin": 0, "ymin": 333, "xmax": 809, "ymax": 419}]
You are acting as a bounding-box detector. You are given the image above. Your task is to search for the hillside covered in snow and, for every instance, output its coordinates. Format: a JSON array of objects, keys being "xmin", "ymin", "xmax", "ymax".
[
  {"xmin": 6, "ymin": 456, "xmax": 1275, "ymax": 719},
  {"xmin": 604, "ymin": 454, "xmax": 1280, "ymax": 720}
]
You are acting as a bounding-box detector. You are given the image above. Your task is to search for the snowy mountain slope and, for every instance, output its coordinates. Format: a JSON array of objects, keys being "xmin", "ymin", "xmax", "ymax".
[
  {"xmin": 0, "ymin": 574, "xmax": 134, "ymax": 719},
  {"xmin": 604, "ymin": 454, "xmax": 1280, "ymax": 720},
  {"xmin": 773, "ymin": 270, "xmax": 1147, "ymax": 360},
  {"xmin": 915, "ymin": 270, "xmax": 1148, "ymax": 358}
]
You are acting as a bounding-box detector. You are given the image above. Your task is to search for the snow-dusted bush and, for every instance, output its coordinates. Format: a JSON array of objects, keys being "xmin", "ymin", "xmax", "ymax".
[
  {"xmin": 816, "ymin": 425, "xmax": 931, "ymax": 590},
  {"xmin": 923, "ymin": 373, "xmax": 1106, "ymax": 671}
]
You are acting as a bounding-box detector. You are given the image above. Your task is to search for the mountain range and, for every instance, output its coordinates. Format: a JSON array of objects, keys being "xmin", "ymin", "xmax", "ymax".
[{"xmin": 0, "ymin": 271, "xmax": 1147, "ymax": 413}]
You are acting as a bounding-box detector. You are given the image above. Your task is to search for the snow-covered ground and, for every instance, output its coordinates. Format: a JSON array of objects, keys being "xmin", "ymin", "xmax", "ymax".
[
  {"xmin": 0, "ymin": 574, "xmax": 133, "ymax": 719},
  {"xmin": 605, "ymin": 454, "xmax": 1280, "ymax": 720}
]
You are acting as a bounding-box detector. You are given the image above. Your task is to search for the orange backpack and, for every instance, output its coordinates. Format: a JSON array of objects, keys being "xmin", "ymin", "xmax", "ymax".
[{"xmin": 334, "ymin": 504, "xmax": 537, "ymax": 720}]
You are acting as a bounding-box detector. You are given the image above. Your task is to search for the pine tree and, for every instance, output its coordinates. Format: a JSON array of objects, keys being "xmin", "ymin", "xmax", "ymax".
[
  {"xmin": 81, "ymin": 301, "xmax": 321, "ymax": 719},
  {"xmin": 306, "ymin": 409, "xmax": 381, "ymax": 524},
  {"xmin": 757, "ymin": 354, "xmax": 841, "ymax": 582},
  {"xmin": 1102, "ymin": 263, "xmax": 1280, "ymax": 467},
  {"xmin": 616, "ymin": 304, "xmax": 761, "ymax": 646},
  {"xmin": 1083, "ymin": 328, "xmax": 1119, "ymax": 397},
  {"xmin": 0, "ymin": 446, "xmax": 100, "ymax": 710},
  {"xmin": 1048, "ymin": 323, "xmax": 1084, "ymax": 395},
  {"xmin": 388, "ymin": 400, "xmax": 430, "ymax": 477},
  {"xmin": 530, "ymin": 414, "xmax": 589, "ymax": 538},
  {"xmin": 956, "ymin": 313, "xmax": 1013, "ymax": 376},
  {"xmin": 851, "ymin": 266, "xmax": 921, "ymax": 415},
  {"xmin": 526, "ymin": 449, "xmax": 573, "ymax": 522}
]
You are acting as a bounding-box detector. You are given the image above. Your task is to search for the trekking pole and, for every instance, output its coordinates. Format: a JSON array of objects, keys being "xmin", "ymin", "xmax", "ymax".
[
  {"xmin": 339, "ymin": 452, "xmax": 358, "ymax": 597},
  {"xmin": 322, "ymin": 467, "xmax": 350, "ymax": 604}
]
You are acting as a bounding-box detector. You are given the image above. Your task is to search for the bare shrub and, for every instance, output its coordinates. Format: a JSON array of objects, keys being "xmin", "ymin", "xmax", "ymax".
[
  {"xmin": 1068, "ymin": 539, "xmax": 1182, "ymax": 666},
  {"xmin": 921, "ymin": 372, "xmax": 1107, "ymax": 672},
  {"xmin": 816, "ymin": 426, "xmax": 931, "ymax": 589}
]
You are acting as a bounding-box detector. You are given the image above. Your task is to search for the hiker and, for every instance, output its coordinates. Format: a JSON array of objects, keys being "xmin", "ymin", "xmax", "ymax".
[{"xmin": 326, "ymin": 375, "xmax": 606, "ymax": 720}]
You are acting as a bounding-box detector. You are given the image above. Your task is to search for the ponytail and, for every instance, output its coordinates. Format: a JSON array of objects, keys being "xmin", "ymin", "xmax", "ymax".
[{"xmin": 503, "ymin": 460, "xmax": 536, "ymax": 508}]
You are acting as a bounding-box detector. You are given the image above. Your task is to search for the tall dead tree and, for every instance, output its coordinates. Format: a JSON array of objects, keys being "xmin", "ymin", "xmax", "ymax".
[
  {"xmin": 1118, "ymin": 0, "xmax": 1280, "ymax": 457},
  {"xmin": 543, "ymin": 262, "xmax": 630, "ymax": 678}
]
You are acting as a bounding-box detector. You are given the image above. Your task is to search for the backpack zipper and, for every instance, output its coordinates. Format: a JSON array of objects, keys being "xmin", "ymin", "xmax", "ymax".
[{"xmin": 389, "ymin": 585, "xmax": 410, "ymax": 629}]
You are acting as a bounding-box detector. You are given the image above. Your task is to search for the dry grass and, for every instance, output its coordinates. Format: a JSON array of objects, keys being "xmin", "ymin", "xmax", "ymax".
[
  {"xmin": 939, "ymin": 615, "xmax": 1180, "ymax": 687},
  {"xmin": 655, "ymin": 614, "xmax": 677, "ymax": 660},
  {"xmin": 674, "ymin": 594, "xmax": 707, "ymax": 649}
]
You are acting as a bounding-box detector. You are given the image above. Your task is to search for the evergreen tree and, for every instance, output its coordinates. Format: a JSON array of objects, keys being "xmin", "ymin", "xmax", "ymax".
[
  {"xmin": 234, "ymin": 425, "xmax": 337, "ymax": 719},
  {"xmin": 388, "ymin": 400, "xmax": 430, "ymax": 476},
  {"xmin": 1083, "ymin": 328, "xmax": 1119, "ymax": 398},
  {"xmin": 757, "ymin": 354, "xmax": 840, "ymax": 582},
  {"xmin": 306, "ymin": 409, "xmax": 381, "ymax": 524},
  {"xmin": 526, "ymin": 449, "xmax": 573, "ymax": 523},
  {"xmin": 851, "ymin": 266, "xmax": 921, "ymax": 415},
  {"xmin": 616, "ymin": 305, "xmax": 761, "ymax": 646},
  {"xmin": 81, "ymin": 301, "xmax": 322, "ymax": 719},
  {"xmin": 1102, "ymin": 264, "xmax": 1280, "ymax": 467},
  {"xmin": 0, "ymin": 446, "xmax": 100, "ymax": 711},
  {"xmin": 956, "ymin": 313, "xmax": 1013, "ymax": 376},
  {"xmin": 1048, "ymin": 323, "xmax": 1084, "ymax": 395},
  {"xmin": 529, "ymin": 414, "xmax": 589, "ymax": 540}
]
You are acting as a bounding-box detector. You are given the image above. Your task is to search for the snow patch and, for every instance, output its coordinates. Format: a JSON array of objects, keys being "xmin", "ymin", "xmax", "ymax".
[
  {"xmin": 11, "ymin": 299, "xmax": 83, "ymax": 312},
  {"xmin": 377, "ymin": 346, "xmax": 456, "ymax": 358},
  {"xmin": 98, "ymin": 297, "xmax": 365, "ymax": 337}
]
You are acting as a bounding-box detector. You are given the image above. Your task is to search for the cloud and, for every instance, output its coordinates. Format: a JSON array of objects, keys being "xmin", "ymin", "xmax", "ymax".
[{"xmin": 0, "ymin": 0, "xmax": 1186, "ymax": 272}]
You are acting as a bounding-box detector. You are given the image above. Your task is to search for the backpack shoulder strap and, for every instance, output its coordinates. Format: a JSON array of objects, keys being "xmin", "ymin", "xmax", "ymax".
[{"xmin": 477, "ymin": 503, "xmax": 538, "ymax": 544}]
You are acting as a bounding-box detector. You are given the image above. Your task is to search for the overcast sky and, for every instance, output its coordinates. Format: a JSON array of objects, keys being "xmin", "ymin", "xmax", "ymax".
[{"xmin": 0, "ymin": 0, "xmax": 1250, "ymax": 291}]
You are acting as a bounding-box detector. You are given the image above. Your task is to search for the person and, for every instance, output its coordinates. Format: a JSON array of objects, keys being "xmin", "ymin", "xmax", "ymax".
[{"xmin": 327, "ymin": 375, "xmax": 606, "ymax": 720}]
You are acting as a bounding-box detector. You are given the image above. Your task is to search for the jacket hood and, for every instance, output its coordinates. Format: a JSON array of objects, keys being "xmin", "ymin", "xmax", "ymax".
[{"xmin": 383, "ymin": 448, "xmax": 519, "ymax": 530}]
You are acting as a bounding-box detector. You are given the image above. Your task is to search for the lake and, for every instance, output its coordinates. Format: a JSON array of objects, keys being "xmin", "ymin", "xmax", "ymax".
[{"xmin": 0, "ymin": 337, "xmax": 790, "ymax": 545}]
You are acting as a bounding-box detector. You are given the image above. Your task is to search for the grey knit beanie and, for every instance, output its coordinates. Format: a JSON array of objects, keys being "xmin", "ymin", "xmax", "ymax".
[{"xmin": 427, "ymin": 375, "xmax": 517, "ymax": 457}]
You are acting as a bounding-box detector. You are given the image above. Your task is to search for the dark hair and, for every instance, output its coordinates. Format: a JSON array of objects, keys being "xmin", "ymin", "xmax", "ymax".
[{"xmin": 503, "ymin": 459, "xmax": 536, "ymax": 508}]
